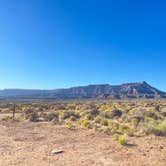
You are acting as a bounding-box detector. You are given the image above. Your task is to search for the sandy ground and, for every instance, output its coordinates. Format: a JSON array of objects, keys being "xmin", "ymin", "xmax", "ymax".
[{"xmin": 0, "ymin": 121, "xmax": 165, "ymax": 166}]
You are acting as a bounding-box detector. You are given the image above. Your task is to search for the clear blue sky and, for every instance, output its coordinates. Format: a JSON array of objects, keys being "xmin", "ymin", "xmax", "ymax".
[{"xmin": 0, "ymin": 0, "xmax": 166, "ymax": 91}]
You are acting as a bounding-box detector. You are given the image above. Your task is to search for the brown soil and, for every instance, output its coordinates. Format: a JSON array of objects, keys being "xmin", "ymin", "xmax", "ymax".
[{"xmin": 0, "ymin": 121, "xmax": 165, "ymax": 166}]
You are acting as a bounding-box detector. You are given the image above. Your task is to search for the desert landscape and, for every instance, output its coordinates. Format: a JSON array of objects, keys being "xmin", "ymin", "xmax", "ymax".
[
  {"xmin": 0, "ymin": 100, "xmax": 166, "ymax": 166},
  {"xmin": 1, "ymin": 1, "xmax": 166, "ymax": 166}
]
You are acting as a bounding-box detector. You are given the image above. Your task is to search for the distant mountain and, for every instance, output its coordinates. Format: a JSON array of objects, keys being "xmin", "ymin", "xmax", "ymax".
[{"xmin": 0, "ymin": 81, "xmax": 165, "ymax": 100}]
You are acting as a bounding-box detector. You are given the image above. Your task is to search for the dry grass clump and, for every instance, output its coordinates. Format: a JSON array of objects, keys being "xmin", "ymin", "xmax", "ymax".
[
  {"xmin": 118, "ymin": 135, "xmax": 128, "ymax": 145},
  {"xmin": 24, "ymin": 109, "xmax": 39, "ymax": 122},
  {"xmin": 59, "ymin": 110, "xmax": 80, "ymax": 120},
  {"xmin": 43, "ymin": 112, "xmax": 59, "ymax": 121},
  {"xmin": 66, "ymin": 122, "xmax": 75, "ymax": 129},
  {"xmin": 80, "ymin": 119, "xmax": 92, "ymax": 128},
  {"xmin": 151, "ymin": 121, "xmax": 166, "ymax": 136}
]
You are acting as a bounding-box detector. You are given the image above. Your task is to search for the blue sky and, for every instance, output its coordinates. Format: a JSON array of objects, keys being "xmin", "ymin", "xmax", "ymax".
[{"xmin": 0, "ymin": 0, "xmax": 166, "ymax": 91}]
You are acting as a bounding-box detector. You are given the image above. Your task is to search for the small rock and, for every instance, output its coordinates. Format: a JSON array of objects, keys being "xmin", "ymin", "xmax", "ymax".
[{"xmin": 51, "ymin": 149, "xmax": 64, "ymax": 154}]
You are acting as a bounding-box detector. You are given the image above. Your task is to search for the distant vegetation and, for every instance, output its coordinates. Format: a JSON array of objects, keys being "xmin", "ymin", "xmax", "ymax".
[{"xmin": 0, "ymin": 100, "xmax": 166, "ymax": 145}]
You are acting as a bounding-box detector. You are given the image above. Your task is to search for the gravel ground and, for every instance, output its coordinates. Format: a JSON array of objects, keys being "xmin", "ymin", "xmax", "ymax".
[{"xmin": 0, "ymin": 121, "xmax": 166, "ymax": 166}]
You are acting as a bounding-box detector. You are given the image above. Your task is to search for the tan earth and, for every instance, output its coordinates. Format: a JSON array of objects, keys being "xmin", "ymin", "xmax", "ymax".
[{"xmin": 0, "ymin": 121, "xmax": 165, "ymax": 166}]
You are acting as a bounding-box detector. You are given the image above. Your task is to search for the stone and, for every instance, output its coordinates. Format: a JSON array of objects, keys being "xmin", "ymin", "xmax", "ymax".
[{"xmin": 51, "ymin": 149, "xmax": 64, "ymax": 154}]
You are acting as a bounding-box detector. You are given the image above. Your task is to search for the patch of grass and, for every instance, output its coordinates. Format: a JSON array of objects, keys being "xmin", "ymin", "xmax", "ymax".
[
  {"xmin": 109, "ymin": 121, "xmax": 119, "ymax": 133},
  {"xmin": 113, "ymin": 133, "xmax": 120, "ymax": 141},
  {"xmin": 131, "ymin": 117, "xmax": 140, "ymax": 127},
  {"xmin": 151, "ymin": 122, "xmax": 166, "ymax": 136},
  {"xmin": 85, "ymin": 113, "xmax": 94, "ymax": 120},
  {"xmin": 118, "ymin": 123, "xmax": 135, "ymax": 136},
  {"xmin": 118, "ymin": 135, "xmax": 128, "ymax": 145},
  {"xmin": 94, "ymin": 116, "xmax": 103, "ymax": 124},
  {"xmin": 81, "ymin": 119, "xmax": 92, "ymax": 128},
  {"xmin": 94, "ymin": 116, "xmax": 109, "ymax": 126},
  {"xmin": 101, "ymin": 118, "xmax": 109, "ymax": 126},
  {"xmin": 59, "ymin": 110, "xmax": 79, "ymax": 120},
  {"xmin": 66, "ymin": 122, "xmax": 75, "ymax": 129},
  {"xmin": 69, "ymin": 116, "xmax": 77, "ymax": 121},
  {"xmin": 100, "ymin": 126, "xmax": 111, "ymax": 135}
]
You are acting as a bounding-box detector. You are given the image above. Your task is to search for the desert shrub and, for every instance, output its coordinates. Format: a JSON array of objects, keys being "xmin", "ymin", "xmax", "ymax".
[
  {"xmin": 69, "ymin": 116, "xmax": 76, "ymax": 121},
  {"xmin": 113, "ymin": 133, "xmax": 120, "ymax": 140},
  {"xmin": 100, "ymin": 126, "xmax": 111, "ymax": 135},
  {"xmin": 28, "ymin": 112, "xmax": 39, "ymax": 122},
  {"xmin": 101, "ymin": 118, "xmax": 109, "ymax": 126},
  {"xmin": 144, "ymin": 117, "xmax": 157, "ymax": 124},
  {"xmin": 66, "ymin": 122, "xmax": 75, "ymax": 129},
  {"xmin": 24, "ymin": 109, "xmax": 39, "ymax": 122},
  {"xmin": 118, "ymin": 123, "xmax": 135, "ymax": 136},
  {"xmin": 109, "ymin": 121, "xmax": 119, "ymax": 133},
  {"xmin": 151, "ymin": 122, "xmax": 166, "ymax": 136},
  {"xmin": 100, "ymin": 109, "xmax": 122, "ymax": 119},
  {"xmin": 145, "ymin": 111, "xmax": 158, "ymax": 120},
  {"xmin": 95, "ymin": 116, "xmax": 103, "ymax": 124},
  {"xmin": 53, "ymin": 104, "xmax": 66, "ymax": 111},
  {"xmin": 119, "ymin": 124, "xmax": 129, "ymax": 132},
  {"xmin": 44, "ymin": 112, "xmax": 58, "ymax": 121},
  {"xmin": 94, "ymin": 116, "xmax": 109, "ymax": 126},
  {"xmin": 52, "ymin": 117, "xmax": 60, "ymax": 125},
  {"xmin": 118, "ymin": 135, "xmax": 128, "ymax": 145},
  {"xmin": 59, "ymin": 110, "xmax": 79, "ymax": 120},
  {"xmin": 125, "ymin": 128, "xmax": 135, "ymax": 136},
  {"xmin": 2, "ymin": 115, "xmax": 13, "ymax": 121},
  {"xmin": 112, "ymin": 109, "xmax": 122, "ymax": 117},
  {"xmin": 100, "ymin": 104, "xmax": 108, "ymax": 112},
  {"xmin": 129, "ymin": 108, "xmax": 146, "ymax": 118},
  {"xmin": 131, "ymin": 117, "xmax": 140, "ymax": 127},
  {"xmin": 81, "ymin": 119, "xmax": 92, "ymax": 128},
  {"xmin": 40, "ymin": 112, "xmax": 47, "ymax": 119},
  {"xmin": 100, "ymin": 110, "xmax": 112, "ymax": 119},
  {"xmin": 85, "ymin": 113, "xmax": 94, "ymax": 120},
  {"xmin": 90, "ymin": 108, "xmax": 99, "ymax": 116},
  {"xmin": 80, "ymin": 103, "xmax": 96, "ymax": 111},
  {"xmin": 66, "ymin": 103, "xmax": 77, "ymax": 110}
]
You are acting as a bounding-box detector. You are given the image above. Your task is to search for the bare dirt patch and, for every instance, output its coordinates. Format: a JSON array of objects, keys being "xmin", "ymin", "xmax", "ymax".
[{"xmin": 0, "ymin": 121, "xmax": 165, "ymax": 166}]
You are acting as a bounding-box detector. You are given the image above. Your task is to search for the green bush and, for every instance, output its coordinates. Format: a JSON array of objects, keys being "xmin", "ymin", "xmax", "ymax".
[
  {"xmin": 94, "ymin": 116, "xmax": 109, "ymax": 126},
  {"xmin": 100, "ymin": 126, "xmax": 111, "ymax": 135},
  {"xmin": 59, "ymin": 110, "xmax": 79, "ymax": 120},
  {"xmin": 101, "ymin": 118, "xmax": 109, "ymax": 126},
  {"xmin": 66, "ymin": 122, "xmax": 75, "ymax": 129},
  {"xmin": 151, "ymin": 122, "xmax": 166, "ymax": 136},
  {"xmin": 113, "ymin": 133, "xmax": 120, "ymax": 140},
  {"xmin": 109, "ymin": 121, "xmax": 119, "ymax": 133},
  {"xmin": 94, "ymin": 116, "xmax": 103, "ymax": 123},
  {"xmin": 131, "ymin": 117, "xmax": 140, "ymax": 127},
  {"xmin": 69, "ymin": 116, "xmax": 77, "ymax": 121},
  {"xmin": 145, "ymin": 111, "xmax": 158, "ymax": 120},
  {"xmin": 118, "ymin": 135, "xmax": 128, "ymax": 145},
  {"xmin": 81, "ymin": 120, "xmax": 92, "ymax": 128},
  {"xmin": 85, "ymin": 113, "xmax": 94, "ymax": 120}
]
